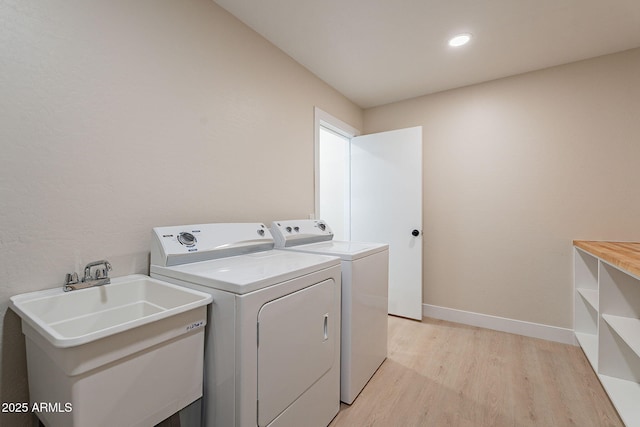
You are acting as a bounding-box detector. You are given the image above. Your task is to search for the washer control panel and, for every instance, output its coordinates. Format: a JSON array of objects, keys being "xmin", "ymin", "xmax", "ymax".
[
  {"xmin": 151, "ymin": 223, "xmax": 274, "ymax": 267},
  {"xmin": 270, "ymin": 219, "xmax": 333, "ymax": 248}
]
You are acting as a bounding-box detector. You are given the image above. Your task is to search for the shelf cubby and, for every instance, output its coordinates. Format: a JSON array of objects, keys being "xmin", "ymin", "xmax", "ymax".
[
  {"xmin": 577, "ymin": 288, "xmax": 598, "ymax": 311},
  {"xmin": 574, "ymin": 247, "xmax": 599, "ymax": 361}
]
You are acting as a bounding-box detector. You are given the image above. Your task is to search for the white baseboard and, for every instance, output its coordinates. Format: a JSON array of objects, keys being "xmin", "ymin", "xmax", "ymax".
[{"xmin": 422, "ymin": 304, "xmax": 577, "ymax": 346}]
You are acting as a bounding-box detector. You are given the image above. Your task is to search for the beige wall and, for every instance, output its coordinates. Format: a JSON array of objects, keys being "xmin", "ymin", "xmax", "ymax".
[
  {"xmin": 0, "ymin": 0, "xmax": 362, "ymax": 422},
  {"xmin": 364, "ymin": 48, "xmax": 640, "ymax": 329}
]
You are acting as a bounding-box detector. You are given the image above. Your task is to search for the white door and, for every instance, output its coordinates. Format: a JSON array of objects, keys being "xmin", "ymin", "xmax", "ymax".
[{"xmin": 350, "ymin": 126, "xmax": 423, "ymax": 320}]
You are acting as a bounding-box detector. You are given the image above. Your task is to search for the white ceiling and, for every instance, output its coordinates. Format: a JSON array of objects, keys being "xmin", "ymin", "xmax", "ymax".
[{"xmin": 213, "ymin": 0, "xmax": 640, "ymax": 108}]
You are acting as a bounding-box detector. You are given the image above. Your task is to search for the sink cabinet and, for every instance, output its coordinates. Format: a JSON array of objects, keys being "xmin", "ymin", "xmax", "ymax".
[
  {"xmin": 573, "ymin": 241, "xmax": 640, "ymax": 427},
  {"xmin": 24, "ymin": 317, "xmax": 205, "ymax": 427},
  {"xmin": 10, "ymin": 275, "xmax": 211, "ymax": 427}
]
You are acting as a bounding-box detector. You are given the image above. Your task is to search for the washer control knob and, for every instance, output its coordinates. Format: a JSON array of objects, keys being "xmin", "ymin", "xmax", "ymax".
[
  {"xmin": 318, "ymin": 223, "xmax": 326, "ymax": 231},
  {"xmin": 177, "ymin": 232, "xmax": 197, "ymax": 247},
  {"xmin": 286, "ymin": 226, "xmax": 292, "ymax": 233},
  {"xmin": 257, "ymin": 229, "xmax": 265, "ymax": 236},
  {"xmin": 294, "ymin": 226, "xmax": 300, "ymax": 232}
]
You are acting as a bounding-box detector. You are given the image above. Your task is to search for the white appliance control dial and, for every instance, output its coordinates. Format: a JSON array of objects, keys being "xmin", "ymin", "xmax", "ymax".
[{"xmin": 177, "ymin": 232, "xmax": 197, "ymax": 247}]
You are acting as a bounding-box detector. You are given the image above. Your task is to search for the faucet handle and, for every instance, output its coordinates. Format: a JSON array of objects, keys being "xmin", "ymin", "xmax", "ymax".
[
  {"xmin": 99, "ymin": 262, "xmax": 112, "ymax": 280},
  {"xmin": 65, "ymin": 272, "xmax": 79, "ymax": 285}
]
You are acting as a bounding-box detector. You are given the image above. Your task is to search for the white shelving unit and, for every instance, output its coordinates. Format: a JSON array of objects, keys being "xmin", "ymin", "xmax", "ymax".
[
  {"xmin": 574, "ymin": 247, "xmax": 599, "ymax": 368},
  {"xmin": 573, "ymin": 243, "xmax": 640, "ymax": 427}
]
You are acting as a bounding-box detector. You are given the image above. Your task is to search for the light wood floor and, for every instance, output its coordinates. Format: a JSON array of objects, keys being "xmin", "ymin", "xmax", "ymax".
[{"xmin": 329, "ymin": 316, "xmax": 623, "ymax": 427}]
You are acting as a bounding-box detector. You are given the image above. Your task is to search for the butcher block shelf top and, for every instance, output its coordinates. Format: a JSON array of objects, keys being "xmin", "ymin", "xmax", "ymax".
[{"xmin": 573, "ymin": 241, "xmax": 640, "ymax": 279}]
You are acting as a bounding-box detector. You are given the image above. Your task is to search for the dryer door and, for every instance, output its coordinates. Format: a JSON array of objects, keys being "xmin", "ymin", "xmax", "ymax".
[{"xmin": 257, "ymin": 278, "xmax": 336, "ymax": 426}]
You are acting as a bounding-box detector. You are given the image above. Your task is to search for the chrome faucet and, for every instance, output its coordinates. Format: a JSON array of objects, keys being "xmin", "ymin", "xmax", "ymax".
[{"xmin": 64, "ymin": 260, "xmax": 112, "ymax": 292}]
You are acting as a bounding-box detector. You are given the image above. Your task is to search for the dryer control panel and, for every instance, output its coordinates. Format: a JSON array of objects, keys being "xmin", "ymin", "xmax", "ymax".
[
  {"xmin": 271, "ymin": 219, "xmax": 334, "ymax": 248},
  {"xmin": 151, "ymin": 223, "xmax": 274, "ymax": 267}
]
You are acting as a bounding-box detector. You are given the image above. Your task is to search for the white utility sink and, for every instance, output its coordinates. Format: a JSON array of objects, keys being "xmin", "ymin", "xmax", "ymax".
[
  {"xmin": 10, "ymin": 274, "xmax": 212, "ymax": 427},
  {"xmin": 11, "ymin": 274, "xmax": 212, "ymax": 348}
]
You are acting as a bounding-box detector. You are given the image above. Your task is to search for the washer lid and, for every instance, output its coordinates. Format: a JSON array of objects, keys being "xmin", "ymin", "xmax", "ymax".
[
  {"xmin": 150, "ymin": 250, "xmax": 340, "ymax": 294},
  {"xmin": 288, "ymin": 240, "xmax": 389, "ymax": 261}
]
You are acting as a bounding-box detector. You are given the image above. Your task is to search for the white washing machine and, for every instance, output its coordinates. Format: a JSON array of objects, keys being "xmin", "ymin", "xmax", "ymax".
[
  {"xmin": 150, "ymin": 223, "xmax": 342, "ymax": 427},
  {"xmin": 270, "ymin": 219, "xmax": 389, "ymax": 404}
]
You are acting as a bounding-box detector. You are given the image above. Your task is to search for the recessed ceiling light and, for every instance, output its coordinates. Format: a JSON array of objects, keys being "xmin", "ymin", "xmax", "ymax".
[{"xmin": 448, "ymin": 33, "xmax": 472, "ymax": 47}]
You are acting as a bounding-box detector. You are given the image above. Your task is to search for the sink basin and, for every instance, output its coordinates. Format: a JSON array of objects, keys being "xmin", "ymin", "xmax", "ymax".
[
  {"xmin": 10, "ymin": 274, "xmax": 212, "ymax": 348},
  {"xmin": 10, "ymin": 274, "xmax": 213, "ymax": 427}
]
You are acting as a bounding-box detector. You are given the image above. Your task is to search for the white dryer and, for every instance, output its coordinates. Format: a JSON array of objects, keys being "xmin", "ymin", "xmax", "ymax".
[
  {"xmin": 150, "ymin": 223, "xmax": 341, "ymax": 427},
  {"xmin": 271, "ymin": 219, "xmax": 389, "ymax": 404}
]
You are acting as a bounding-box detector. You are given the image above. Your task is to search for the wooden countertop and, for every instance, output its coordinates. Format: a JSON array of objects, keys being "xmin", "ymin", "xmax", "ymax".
[{"xmin": 573, "ymin": 240, "xmax": 640, "ymax": 278}]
